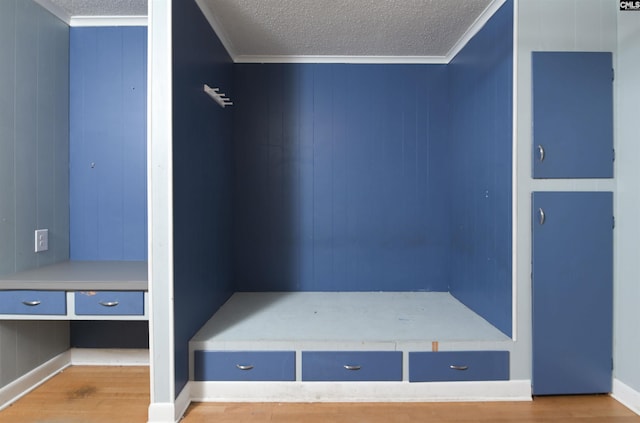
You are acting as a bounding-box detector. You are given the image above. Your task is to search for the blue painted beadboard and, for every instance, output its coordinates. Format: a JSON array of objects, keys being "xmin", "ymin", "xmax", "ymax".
[
  {"xmin": 448, "ymin": 0, "xmax": 513, "ymax": 336},
  {"xmin": 171, "ymin": 0, "xmax": 235, "ymax": 397},
  {"xmin": 233, "ymin": 63, "xmax": 452, "ymax": 292},
  {"xmin": 69, "ymin": 27, "xmax": 147, "ymax": 261}
]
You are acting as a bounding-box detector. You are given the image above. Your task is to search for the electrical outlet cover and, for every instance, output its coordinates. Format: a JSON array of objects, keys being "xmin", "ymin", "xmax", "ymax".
[{"xmin": 35, "ymin": 229, "xmax": 49, "ymax": 252}]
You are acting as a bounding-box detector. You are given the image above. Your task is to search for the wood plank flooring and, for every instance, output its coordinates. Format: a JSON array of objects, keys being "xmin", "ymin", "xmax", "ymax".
[
  {"xmin": 183, "ymin": 398, "xmax": 640, "ymax": 423},
  {"xmin": 0, "ymin": 366, "xmax": 639, "ymax": 423},
  {"xmin": 0, "ymin": 366, "xmax": 149, "ymax": 423}
]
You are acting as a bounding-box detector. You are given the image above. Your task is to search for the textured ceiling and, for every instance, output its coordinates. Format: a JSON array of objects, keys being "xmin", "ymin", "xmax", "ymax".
[
  {"xmin": 197, "ymin": 0, "xmax": 498, "ymax": 61},
  {"xmin": 42, "ymin": 0, "xmax": 147, "ymax": 17},
  {"xmin": 37, "ymin": 0, "xmax": 503, "ymax": 62}
]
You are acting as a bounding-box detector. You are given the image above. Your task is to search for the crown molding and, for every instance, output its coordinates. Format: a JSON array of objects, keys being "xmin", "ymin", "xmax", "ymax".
[
  {"xmin": 69, "ymin": 16, "xmax": 148, "ymax": 27},
  {"xmin": 195, "ymin": 0, "xmax": 238, "ymax": 59},
  {"xmin": 446, "ymin": 0, "xmax": 507, "ymax": 62},
  {"xmin": 234, "ymin": 55, "xmax": 449, "ymax": 64}
]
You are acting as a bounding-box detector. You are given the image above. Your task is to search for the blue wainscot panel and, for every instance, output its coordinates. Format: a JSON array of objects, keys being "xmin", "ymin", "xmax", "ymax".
[
  {"xmin": 69, "ymin": 26, "xmax": 147, "ymax": 261},
  {"xmin": 75, "ymin": 291, "xmax": 144, "ymax": 316},
  {"xmin": 194, "ymin": 351, "xmax": 295, "ymax": 382},
  {"xmin": 302, "ymin": 351, "xmax": 402, "ymax": 381},
  {"xmin": 0, "ymin": 291, "xmax": 66, "ymax": 315},
  {"xmin": 448, "ymin": 0, "xmax": 513, "ymax": 338},
  {"xmin": 409, "ymin": 351, "xmax": 509, "ymax": 382}
]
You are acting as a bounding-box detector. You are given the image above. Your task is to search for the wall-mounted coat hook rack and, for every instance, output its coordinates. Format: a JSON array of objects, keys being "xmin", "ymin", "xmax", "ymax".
[{"xmin": 204, "ymin": 84, "xmax": 233, "ymax": 108}]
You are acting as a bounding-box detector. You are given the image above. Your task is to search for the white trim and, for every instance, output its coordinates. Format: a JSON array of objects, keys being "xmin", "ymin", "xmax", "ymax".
[
  {"xmin": 69, "ymin": 16, "xmax": 148, "ymax": 27},
  {"xmin": 175, "ymin": 384, "xmax": 192, "ymax": 422},
  {"xmin": 190, "ymin": 380, "xmax": 532, "ymax": 403},
  {"xmin": 194, "ymin": 0, "xmax": 238, "ymax": 59},
  {"xmin": 0, "ymin": 351, "xmax": 71, "ymax": 411},
  {"xmin": 32, "ymin": 0, "xmax": 72, "ymax": 24},
  {"xmin": 612, "ymin": 379, "xmax": 640, "ymax": 416},
  {"xmin": 147, "ymin": 0, "xmax": 176, "ymax": 409},
  {"xmin": 233, "ymin": 55, "xmax": 449, "ymax": 65},
  {"xmin": 147, "ymin": 403, "xmax": 177, "ymax": 423},
  {"xmin": 69, "ymin": 348, "xmax": 150, "ymax": 366},
  {"xmin": 511, "ymin": 0, "xmax": 519, "ymax": 342},
  {"xmin": 446, "ymin": 0, "xmax": 507, "ymax": 62}
]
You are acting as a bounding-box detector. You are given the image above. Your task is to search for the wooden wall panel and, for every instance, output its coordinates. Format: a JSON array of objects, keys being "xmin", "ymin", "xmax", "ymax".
[
  {"xmin": 0, "ymin": 0, "xmax": 70, "ymax": 389},
  {"xmin": 171, "ymin": 0, "xmax": 235, "ymax": 397},
  {"xmin": 448, "ymin": 0, "xmax": 513, "ymax": 336},
  {"xmin": 69, "ymin": 27, "xmax": 147, "ymax": 261},
  {"xmin": 233, "ymin": 64, "xmax": 452, "ymax": 292},
  {"xmin": 0, "ymin": 0, "xmax": 17, "ymax": 276}
]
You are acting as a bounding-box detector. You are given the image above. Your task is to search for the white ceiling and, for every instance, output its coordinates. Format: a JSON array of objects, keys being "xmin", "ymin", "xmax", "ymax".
[
  {"xmin": 196, "ymin": 0, "xmax": 501, "ymax": 62},
  {"xmin": 36, "ymin": 0, "xmax": 505, "ymax": 63},
  {"xmin": 38, "ymin": 0, "xmax": 147, "ymax": 19}
]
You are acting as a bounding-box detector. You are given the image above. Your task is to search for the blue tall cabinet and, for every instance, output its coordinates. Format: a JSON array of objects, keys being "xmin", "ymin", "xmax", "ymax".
[
  {"xmin": 531, "ymin": 51, "xmax": 614, "ymax": 395},
  {"xmin": 532, "ymin": 192, "xmax": 613, "ymax": 395}
]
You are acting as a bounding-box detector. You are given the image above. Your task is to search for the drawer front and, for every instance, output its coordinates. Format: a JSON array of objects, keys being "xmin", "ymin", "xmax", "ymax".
[
  {"xmin": 194, "ymin": 351, "xmax": 295, "ymax": 381},
  {"xmin": 75, "ymin": 291, "xmax": 144, "ymax": 315},
  {"xmin": 409, "ymin": 351, "xmax": 509, "ymax": 382},
  {"xmin": 0, "ymin": 291, "xmax": 66, "ymax": 315},
  {"xmin": 302, "ymin": 351, "xmax": 402, "ymax": 381}
]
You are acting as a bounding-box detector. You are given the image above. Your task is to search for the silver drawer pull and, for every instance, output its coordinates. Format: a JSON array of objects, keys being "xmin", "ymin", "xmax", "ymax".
[
  {"xmin": 236, "ymin": 364, "xmax": 254, "ymax": 371},
  {"xmin": 538, "ymin": 208, "xmax": 546, "ymax": 225},
  {"xmin": 22, "ymin": 300, "xmax": 41, "ymax": 306},
  {"xmin": 99, "ymin": 301, "xmax": 119, "ymax": 307},
  {"xmin": 343, "ymin": 365, "xmax": 362, "ymax": 371},
  {"xmin": 449, "ymin": 365, "xmax": 469, "ymax": 371},
  {"xmin": 537, "ymin": 144, "xmax": 545, "ymax": 162}
]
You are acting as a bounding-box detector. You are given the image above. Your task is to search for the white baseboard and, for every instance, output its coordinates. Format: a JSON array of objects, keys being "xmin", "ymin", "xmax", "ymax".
[
  {"xmin": 147, "ymin": 383, "xmax": 192, "ymax": 423},
  {"xmin": 0, "ymin": 351, "xmax": 71, "ymax": 411},
  {"xmin": 175, "ymin": 383, "xmax": 192, "ymax": 422},
  {"xmin": 612, "ymin": 378, "xmax": 640, "ymax": 416},
  {"xmin": 147, "ymin": 402, "xmax": 176, "ymax": 423},
  {"xmin": 70, "ymin": 348, "xmax": 150, "ymax": 366},
  {"xmin": 190, "ymin": 380, "xmax": 532, "ymax": 403}
]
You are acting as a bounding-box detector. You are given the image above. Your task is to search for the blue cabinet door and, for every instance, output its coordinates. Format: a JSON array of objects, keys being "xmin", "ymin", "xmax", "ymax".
[
  {"xmin": 532, "ymin": 192, "xmax": 612, "ymax": 395},
  {"xmin": 532, "ymin": 52, "xmax": 613, "ymax": 178}
]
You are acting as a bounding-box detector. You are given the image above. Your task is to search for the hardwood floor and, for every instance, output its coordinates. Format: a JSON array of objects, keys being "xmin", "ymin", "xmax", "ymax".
[
  {"xmin": 0, "ymin": 366, "xmax": 638, "ymax": 423},
  {"xmin": 0, "ymin": 366, "xmax": 149, "ymax": 423},
  {"xmin": 183, "ymin": 397, "xmax": 640, "ymax": 423}
]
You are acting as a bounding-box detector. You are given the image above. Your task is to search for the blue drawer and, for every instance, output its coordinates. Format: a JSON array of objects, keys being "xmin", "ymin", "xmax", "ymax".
[
  {"xmin": 0, "ymin": 291, "xmax": 66, "ymax": 315},
  {"xmin": 194, "ymin": 351, "xmax": 295, "ymax": 381},
  {"xmin": 302, "ymin": 351, "xmax": 402, "ymax": 381},
  {"xmin": 75, "ymin": 291, "xmax": 144, "ymax": 315},
  {"xmin": 409, "ymin": 351, "xmax": 509, "ymax": 382}
]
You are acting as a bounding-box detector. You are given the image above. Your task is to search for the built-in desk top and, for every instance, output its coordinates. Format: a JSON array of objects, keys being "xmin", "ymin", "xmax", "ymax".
[{"xmin": 0, "ymin": 261, "xmax": 148, "ymax": 291}]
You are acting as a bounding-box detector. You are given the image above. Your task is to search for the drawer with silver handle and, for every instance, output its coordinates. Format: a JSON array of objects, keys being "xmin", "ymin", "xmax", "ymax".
[{"xmin": 0, "ymin": 290, "xmax": 66, "ymax": 315}]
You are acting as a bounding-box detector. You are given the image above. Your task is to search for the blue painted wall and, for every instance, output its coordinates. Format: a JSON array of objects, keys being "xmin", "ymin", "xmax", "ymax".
[
  {"xmin": 69, "ymin": 27, "xmax": 147, "ymax": 261},
  {"xmin": 68, "ymin": 27, "xmax": 148, "ymax": 348},
  {"xmin": 233, "ymin": 64, "xmax": 451, "ymax": 292},
  {"xmin": 448, "ymin": 0, "xmax": 513, "ymax": 336},
  {"xmin": 172, "ymin": 0, "xmax": 235, "ymax": 396}
]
